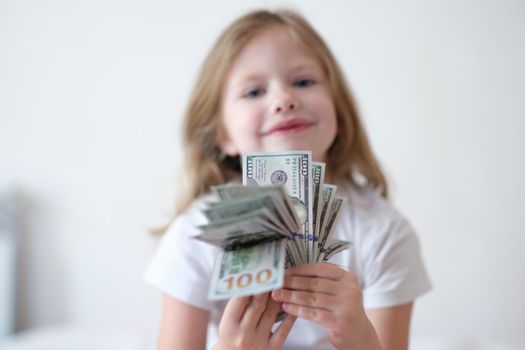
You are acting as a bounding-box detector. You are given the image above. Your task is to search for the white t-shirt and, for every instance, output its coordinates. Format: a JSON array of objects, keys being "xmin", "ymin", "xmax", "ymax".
[{"xmin": 144, "ymin": 182, "xmax": 432, "ymax": 350}]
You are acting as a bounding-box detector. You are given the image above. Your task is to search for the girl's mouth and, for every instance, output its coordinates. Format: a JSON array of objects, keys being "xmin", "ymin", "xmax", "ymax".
[{"xmin": 263, "ymin": 119, "xmax": 314, "ymax": 136}]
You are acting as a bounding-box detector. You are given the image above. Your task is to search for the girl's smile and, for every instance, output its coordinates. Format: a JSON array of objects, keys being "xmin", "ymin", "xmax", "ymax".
[
  {"xmin": 218, "ymin": 26, "xmax": 338, "ymax": 162},
  {"xmin": 261, "ymin": 118, "xmax": 316, "ymax": 136}
]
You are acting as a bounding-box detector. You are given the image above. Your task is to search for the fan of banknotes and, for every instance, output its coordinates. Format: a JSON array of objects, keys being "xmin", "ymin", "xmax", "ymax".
[{"xmin": 194, "ymin": 151, "xmax": 351, "ymax": 300}]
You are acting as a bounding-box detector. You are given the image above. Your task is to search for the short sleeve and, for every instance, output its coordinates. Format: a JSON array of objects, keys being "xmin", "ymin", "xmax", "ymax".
[
  {"xmin": 361, "ymin": 216, "xmax": 432, "ymax": 309},
  {"xmin": 143, "ymin": 200, "xmax": 220, "ymax": 311}
]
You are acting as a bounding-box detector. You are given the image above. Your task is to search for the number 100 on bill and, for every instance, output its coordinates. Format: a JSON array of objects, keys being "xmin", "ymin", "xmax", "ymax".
[{"xmin": 208, "ymin": 240, "xmax": 286, "ymax": 300}]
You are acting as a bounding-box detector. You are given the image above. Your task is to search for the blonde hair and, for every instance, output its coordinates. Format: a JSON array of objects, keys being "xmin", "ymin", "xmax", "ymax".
[{"xmin": 176, "ymin": 9, "xmax": 388, "ymax": 216}]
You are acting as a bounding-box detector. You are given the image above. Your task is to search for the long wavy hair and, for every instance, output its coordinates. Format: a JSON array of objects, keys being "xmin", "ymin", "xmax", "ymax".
[{"xmin": 175, "ymin": 9, "xmax": 388, "ymax": 217}]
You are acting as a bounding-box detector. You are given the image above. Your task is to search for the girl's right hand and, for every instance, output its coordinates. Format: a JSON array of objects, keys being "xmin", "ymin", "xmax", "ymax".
[{"xmin": 212, "ymin": 292, "xmax": 297, "ymax": 350}]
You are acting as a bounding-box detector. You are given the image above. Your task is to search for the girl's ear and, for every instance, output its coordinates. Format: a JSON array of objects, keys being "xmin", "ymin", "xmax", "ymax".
[{"xmin": 216, "ymin": 124, "xmax": 239, "ymax": 157}]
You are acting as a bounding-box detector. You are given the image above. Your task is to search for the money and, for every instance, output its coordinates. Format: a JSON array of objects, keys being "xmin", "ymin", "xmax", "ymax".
[
  {"xmin": 208, "ymin": 239, "xmax": 285, "ymax": 300},
  {"xmin": 211, "ymin": 185, "xmax": 300, "ymax": 233},
  {"xmin": 321, "ymin": 239, "xmax": 352, "ymax": 262},
  {"xmin": 243, "ymin": 151, "xmax": 312, "ymax": 263},
  {"xmin": 311, "ymin": 162, "xmax": 325, "ymax": 262},
  {"xmin": 195, "ymin": 151, "xmax": 351, "ymax": 300},
  {"xmin": 316, "ymin": 197, "xmax": 345, "ymax": 262},
  {"xmin": 314, "ymin": 184, "xmax": 337, "ymax": 260},
  {"xmin": 196, "ymin": 208, "xmax": 284, "ymax": 250},
  {"xmin": 203, "ymin": 194, "xmax": 290, "ymax": 234}
]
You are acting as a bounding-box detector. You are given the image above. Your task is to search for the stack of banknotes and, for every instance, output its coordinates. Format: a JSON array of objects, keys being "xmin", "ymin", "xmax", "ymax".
[{"xmin": 194, "ymin": 151, "xmax": 351, "ymax": 300}]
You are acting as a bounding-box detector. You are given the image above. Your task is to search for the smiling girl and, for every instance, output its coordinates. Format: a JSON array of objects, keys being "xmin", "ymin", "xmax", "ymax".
[{"xmin": 145, "ymin": 9, "xmax": 431, "ymax": 350}]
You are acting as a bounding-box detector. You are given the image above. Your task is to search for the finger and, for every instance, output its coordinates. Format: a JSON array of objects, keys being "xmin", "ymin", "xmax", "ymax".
[
  {"xmin": 282, "ymin": 275, "xmax": 341, "ymax": 295},
  {"xmin": 258, "ymin": 298, "xmax": 282, "ymax": 330},
  {"xmin": 282, "ymin": 302, "xmax": 335, "ymax": 328},
  {"xmin": 223, "ymin": 296, "xmax": 252, "ymax": 323},
  {"xmin": 285, "ymin": 263, "xmax": 347, "ymax": 281},
  {"xmin": 270, "ymin": 314, "xmax": 297, "ymax": 348},
  {"xmin": 240, "ymin": 292, "xmax": 270, "ymax": 329},
  {"xmin": 272, "ymin": 289, "xmax": 336, "ymax": 310}
]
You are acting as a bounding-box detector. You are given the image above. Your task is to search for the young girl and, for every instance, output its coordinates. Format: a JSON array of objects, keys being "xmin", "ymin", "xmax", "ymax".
[{"xmin": 145, "ymin": 9, "xmax": 431, "ymax": 350}]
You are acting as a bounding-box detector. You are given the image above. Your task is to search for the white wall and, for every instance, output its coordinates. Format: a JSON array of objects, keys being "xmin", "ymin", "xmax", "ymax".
[{"xmin": 1, "ymin": 0, "xmax": 524, "ymax": 347}]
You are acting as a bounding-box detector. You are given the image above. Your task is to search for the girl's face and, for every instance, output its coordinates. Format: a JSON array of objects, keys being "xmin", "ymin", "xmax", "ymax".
[{"xmin": 218, "ymin": 26, "xmax": 337, "ymax": 162}]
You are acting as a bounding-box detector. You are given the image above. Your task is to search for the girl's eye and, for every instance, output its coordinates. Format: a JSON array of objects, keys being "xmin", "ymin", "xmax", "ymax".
[
  {"xmin": 294, "ymin": 79, "xmax": 315, "ymax": 88},
  {"xmin": 243, "ymin": 88, "xmax": 265, "ymax": 98}
]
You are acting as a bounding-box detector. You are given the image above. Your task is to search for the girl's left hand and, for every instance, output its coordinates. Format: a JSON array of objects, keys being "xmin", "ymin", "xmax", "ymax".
[{"xmin": 271, "ymin": 263, "xmax": 380, "ymax": 350}]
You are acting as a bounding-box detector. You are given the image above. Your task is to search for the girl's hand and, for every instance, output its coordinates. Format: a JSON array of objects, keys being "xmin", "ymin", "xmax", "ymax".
[
  {"xmin": 271, "ymin": 264, "xmax": 381, "ymax": 350},
  {"xmin": 212, "ymin": 292, "xmax": 297, "ymax": 350}
]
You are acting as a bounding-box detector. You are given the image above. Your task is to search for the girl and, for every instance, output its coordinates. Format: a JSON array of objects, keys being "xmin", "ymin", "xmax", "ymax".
[{"xmin": 145, "ymin": 9, "xmax": 431, "ymax": 350}]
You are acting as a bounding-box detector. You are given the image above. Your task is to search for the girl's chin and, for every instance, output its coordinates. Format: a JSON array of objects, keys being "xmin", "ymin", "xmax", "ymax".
[{"xmin": 263, "ymin": 145, "xmax": 311, "ymax": 153}]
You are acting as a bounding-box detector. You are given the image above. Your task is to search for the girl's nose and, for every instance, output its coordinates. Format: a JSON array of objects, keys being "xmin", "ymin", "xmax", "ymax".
[
  {"xmin": 274, "ymin": 102, "xmax": 296, "ymax": 113},
  {"xmin": 272, "ymin": 90, "xmax": 300, "ymax": 114}
]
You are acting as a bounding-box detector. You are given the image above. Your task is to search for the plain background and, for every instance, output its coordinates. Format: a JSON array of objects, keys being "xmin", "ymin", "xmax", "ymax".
[{"xmin": 1, "ymin": 0, "xmax": 524, "ymax": 348}]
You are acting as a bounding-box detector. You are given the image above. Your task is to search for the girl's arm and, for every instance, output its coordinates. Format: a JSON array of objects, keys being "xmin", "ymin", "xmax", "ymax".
[
  {"xmin": 366, "ymin": 303, "xmax": 413, "ymax": 350},
  {"xmin": 157, "ymin": 293, "xmax": 209, "ymax": 350}
]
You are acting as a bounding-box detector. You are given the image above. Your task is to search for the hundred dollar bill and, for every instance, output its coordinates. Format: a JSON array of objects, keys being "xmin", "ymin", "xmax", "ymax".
[
  {"xmin": 211, "ymin": 184, "xmax": 303, "ymax": 264},
  {"xmin": 195, "ymin": 208, "xmax": 284, "ymax": 250},
  {"xmin": 322, "ymin": 239, "xmax": 352, "ymax": 262},
  {"xmin": 243, "ymin": 151, "xmax": 312, "ymax": 264},
  {"xmin": 208, "ymin": 239, "xmax": 286, "ymax": 300},
  {"xmin": 317, "ymin": 197, "xmax": 345, "ymax": 262},
  {"xmin": 311, "ymin": 162, "xmax": 325, "ymax": 262},
  {"xmin": 211, "ymin": 184, "xmax": 300, "ymax": 233},
  {"xmin": 314, "ymin": 184, "xmax": 337, "ymax": 260},
  {"xmin": 213, "ymin": 183, "xmax": 287, "ymax": 201},
  {"xmin": 203, "ymin": 194, "xmax": 289, "ymax": 235}
]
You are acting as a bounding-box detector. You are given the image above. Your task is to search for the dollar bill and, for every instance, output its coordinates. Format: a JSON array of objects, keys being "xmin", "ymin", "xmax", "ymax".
[
  {"xmin": 195, "ymin": 208, "xmax": 284, "ymax": 250},
  {"xmin": 317, "ymin": 197, "xmax": 345, "ymax": 262},
  {"xmin": 314, "ymin": 184, "xmax": 337, "ymax": 260},
  {"xmin": 208, "ymin": 239, "xmax": 285, "ymax": 300},
  {"xmin": 207, "ymin": 185, "xmax": 304, "ymax": 263},
  {"xmin": 203, "ymin": 194, "xmax": 289, "ymax": 235},
  {"xmin": 243, "ymin": 151, "xmax": 312, "ymax": 264},
  {"xmin": 211, "ymin": 184, "xmax": 300, "ymax": 233},
  {"xmin": 322, "ymin": 239, "xmax": 352, "ymax": 262},
  {"xmin": 311, "ymin": 162, "xmax": 325, "ymax": 262}
]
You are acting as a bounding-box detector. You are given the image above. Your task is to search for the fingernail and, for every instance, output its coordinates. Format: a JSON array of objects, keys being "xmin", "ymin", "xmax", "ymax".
[{"xmin": 272, "ymin": 289, "xmax": 281, "ymax": 298}]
